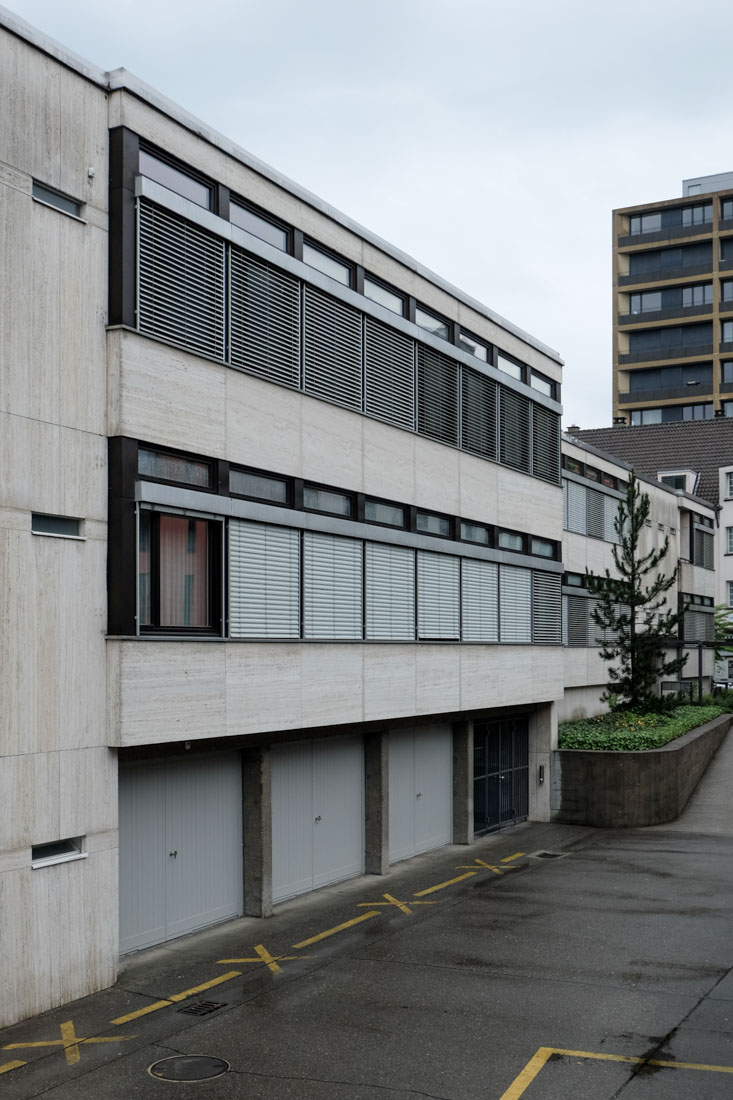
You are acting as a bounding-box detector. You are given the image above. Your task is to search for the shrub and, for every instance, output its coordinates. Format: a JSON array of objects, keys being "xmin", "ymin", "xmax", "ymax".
[{"xmin": 558, "ymin": 705, "xmax": 724, "ymax": 751}]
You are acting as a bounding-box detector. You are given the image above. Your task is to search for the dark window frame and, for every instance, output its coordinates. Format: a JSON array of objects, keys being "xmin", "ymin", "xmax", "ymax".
[
  {"xmin": 302, "ymin": 482, "xmax": 355, "ymax": 519},
  {"xmin": 137, "ymin": 443, "xmax": 217, "ymax": 493},
  {"xmin": 138, "ymin": 142, "xmax": 215, "ymax": 211},
  {"xmin": 363, "ymin": 495, "xmax": 408, "ymax": 530},
  {"xmin": 497, "ymin": 528, "xmax": 527, "ymax": 554},
  {"xmin": 302, "ymin": 239, "xmax": 354, "ymax": 288},
  {"xmin": 415, "ymin": 509, "xmax": 454, "ymax": 539},
  {"xmin": 229, "ymin": 465, "xmax": 293, "ymax": 507},
  {"xmin": 229, "ymin": 197, "xmax": 291, "ymax": 253},
  {"xmin": 138, "ymin": 507, "xmax": 223, "ymax": 636},
  {"xmin": 362, "ymin": 274, "xmax": 407, "ymax": 317},
  {"xmin": 458, "ymin": 518, "xmax": 494, "ymax": 547}
]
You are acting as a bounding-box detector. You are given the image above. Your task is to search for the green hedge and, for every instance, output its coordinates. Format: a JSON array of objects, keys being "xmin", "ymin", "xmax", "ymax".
[{"xmin": 558, "ymin": 705, "xmax": 725, "ymax": 751}]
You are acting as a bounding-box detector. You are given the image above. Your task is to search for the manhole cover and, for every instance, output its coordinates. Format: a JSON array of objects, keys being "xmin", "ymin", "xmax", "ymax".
[{"xmin": 148, "ymin": 1056, "xmax": 230, "ymax": 1081}]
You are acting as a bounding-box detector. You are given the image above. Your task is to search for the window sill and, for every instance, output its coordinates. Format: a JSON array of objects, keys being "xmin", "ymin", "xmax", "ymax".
[
  {"xmin": 31, "ymin": 531, "xmax": 86, "ymax": 541},
  {"xmin": 31, "ymin": 852, "xmax": 88, "ymax": 870}
]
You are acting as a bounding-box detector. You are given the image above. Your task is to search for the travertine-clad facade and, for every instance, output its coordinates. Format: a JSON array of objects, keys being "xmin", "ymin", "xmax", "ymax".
[{"xmin": 0, "ymin": 10, "xmax": 717, "ymax": 1033}]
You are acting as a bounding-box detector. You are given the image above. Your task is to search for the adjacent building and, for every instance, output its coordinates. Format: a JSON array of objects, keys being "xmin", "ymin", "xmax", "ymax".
[{"xmin": 613, "ymin": 171, "xmax": 733, "ymax": 426}]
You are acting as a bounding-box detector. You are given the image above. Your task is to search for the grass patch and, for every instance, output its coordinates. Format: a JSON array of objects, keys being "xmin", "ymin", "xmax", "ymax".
[{"xmin": 558, "ymin": 704, "xmax": 725, "ymax": 751}]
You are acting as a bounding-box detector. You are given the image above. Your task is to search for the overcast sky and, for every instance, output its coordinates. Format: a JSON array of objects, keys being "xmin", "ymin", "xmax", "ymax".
[{"xmin": 6, "ymin": 0, "xmax": 733, "ymax": 428}]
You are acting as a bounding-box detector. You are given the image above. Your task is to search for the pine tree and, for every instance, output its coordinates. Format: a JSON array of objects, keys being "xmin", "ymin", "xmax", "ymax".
[{"xmin": 586, "ymin": 471, "xmax": 687, "ymax": 710}]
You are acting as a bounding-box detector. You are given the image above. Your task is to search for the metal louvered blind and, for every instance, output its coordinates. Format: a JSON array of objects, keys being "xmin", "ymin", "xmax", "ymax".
[
  {"xmin": 531, "ymin": 404, "xmax": 560, "ymax": 483},
  {"xmin": 138, "ymin": 200, "xmax": 226, "ymax": 360},
  {"xmin": 499, "ymin": 565, "xmax": 532, "ymax": 643},
  {"xmin": 461, "ymin": 367, "xmax": 497, "ymax": 460},
  {"xmin": 604, "ymin": 495, "xmax": 620, "ymax": 543},
  {"xmin": 694, "ymin": 529, "xmax": 714, "ymax": 570},
  {"xmin": 461, "ymin": 559, "xmax": 498, "ymax": 641},
  {"xmin": 417, "ymin": 551, "xmax": 460, "ymax": 639},
  {"xmin": 498, "ymin": 386, "xmax": 531, "ymax": 472},
  {"xmin": 532, "ymin": 572, "xmax": 561, "ymax": 644},
  {"xmin": 303, "ymin": 286, "xmax": 363, "ymax": 411},
  {"xmin": 230, "ymin": 250, "xmax": 300, "ymax": 386},
  {"xmin": 565, "ymin": 481, "xmax": 587, "ymax": 534},
  {"xmin": 229, "ymin": 521, "xmax": 300, "ymax": 638},
  {"xmin": 365, "ymin": 542, "xmax": 415, "ymax": 639},
  {"xmin": 303, "ymin": 532, "xmax": 363, "ymax": 639},
  {"xmin": 364, "ymin": 317, "xmax": 415, "ymax": 429},
  {"xmin": 684, "ymin": 609, "xmax": 713, "ymax": 641},
  {"xmin": 586, "ymin": 488, "xmax": 606, "ymax": 539},
  {"xmin": 417, "ymin": 346, "xmax": 459, "ymax": 445},
  {"xmin": 566, "ymin": 595, "xmax": 589, "ymax": 646}
]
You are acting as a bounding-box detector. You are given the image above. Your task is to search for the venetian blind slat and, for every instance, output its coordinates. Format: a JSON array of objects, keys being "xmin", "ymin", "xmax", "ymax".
[
  {"xmin": 499, "ymin": 565, "xmax": 532, "ymax": 643},
  {"xmin": 461, "ymin": 559, "xmax": 498, "ymax": 641},
  {"xmin": 461, "ymin": 367, "xmax": 497, "ymax": 460},
  {"xmin": 303, "ymin": 532, "xmax": 363, "ymax": 639},
  {"xmin": 417, "ymin": 551, "xmax": 460, "ymax": 639},
  {"xmin": 531, "ymin": 404, "xmax": 560, "ymax": 483},
  {"xmin": 229, "ymin": 250, "xmax": 301, "ymax": 386},
  {"xmin": 417, "ymin": 346, "xmax": 459, "ymax": 445},
  {"xmin": 498, "ymin": 386, "xmax": 530, "ymax": 473},
  {"xmin": 532, "ymin": 571, "xmax": 561, "ymax": 644},
  {"xmin": 229, "ymin": 521, "xmax": 300, "ymax": 638},
  {"xmin": 138, "ymin": 200, "xmax": 226, "ymax": 361},
  {"xmin": 364, "ymin": 318, "xmax": 415, "ymax": 429},
  {"xmin": 365, "ymin": 542, "xmax": 415, "ymax": 639},
  {"xmin": 565, "ymin": 480, "xmax": 587, "ymax": 534},
  {"xmin": 303, "ymin": 286, "xmax": 363, "ymax": 411}
]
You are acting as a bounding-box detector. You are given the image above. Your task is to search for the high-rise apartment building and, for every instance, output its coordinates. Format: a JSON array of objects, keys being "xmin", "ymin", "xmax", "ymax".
[{"xmin": 613, "ymin": 172, "xmax": 733, "ymax": 425}]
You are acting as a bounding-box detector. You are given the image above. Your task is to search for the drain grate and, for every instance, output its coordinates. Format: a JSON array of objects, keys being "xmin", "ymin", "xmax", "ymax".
[
  {"xmin": 531, "ymin": 850, "xmax": 565, "ymax": 859},
  {"xmin": 149, "ymin": 1055, "xmax": 230, "ymax": 1081},
  {"xmin": 176, "ymin": 1000, "xmax": 227, "ymax": 1017}
]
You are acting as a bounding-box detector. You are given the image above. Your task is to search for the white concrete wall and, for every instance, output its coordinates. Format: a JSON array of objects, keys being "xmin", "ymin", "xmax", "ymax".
[{"xmin": 0, "ymin": 30, "xmax": 114, "ymax": 1027}]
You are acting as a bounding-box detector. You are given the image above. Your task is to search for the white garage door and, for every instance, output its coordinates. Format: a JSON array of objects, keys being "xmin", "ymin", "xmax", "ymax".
[
  {"xmin": 389, "ymin": 726, "xmax": 452, "ymax": 864},
  {"xmin": 272, "ymin": 736, "xmax": 364, "ymax": 903},
  {"xmin": 119, "ymin": 753, "xmax": 243, "ymax": 954}
]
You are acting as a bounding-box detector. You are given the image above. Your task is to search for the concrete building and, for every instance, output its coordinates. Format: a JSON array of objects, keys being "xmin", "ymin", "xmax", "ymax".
[
  {"xmin": 0, "ymin": 8, "xmax": 718, "ymax": 1031},
  {"xmin": 613, "ymin": 171, "xmax": 733, "ymax": 426}
]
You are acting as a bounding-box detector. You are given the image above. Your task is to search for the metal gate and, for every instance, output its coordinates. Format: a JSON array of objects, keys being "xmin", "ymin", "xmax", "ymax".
[{"xmin": 473, "ymin": 717, "xmax": 529, "ymax": 835}]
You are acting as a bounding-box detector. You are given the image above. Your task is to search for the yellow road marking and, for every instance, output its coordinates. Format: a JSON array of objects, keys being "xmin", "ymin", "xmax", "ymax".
[
  {"xmin": 0, "ymin": 1060, "xmax": 26, "ymax": 1074},
  {"xmin": 414, "ymin": 872, "xmax": 477, "ymax": 895},
  {"xmin": 217, "ymin": 944, "xmax": 303, "ymax": 974},
  {"xmin": 457, "ymin": 859, "xmax": 503, "ymax": 874},
  {"xmin": 501, "ymin": 852, "xmax": 524, "ymax": 862},
  {"xmin": 110, "ymin": 970, "xmax": 241, "ymax": 1025},
  {"xmin": 499, "ymin": 1046, "xmax": 733, "ymax": 1098},
  {"xmin": 3, "ymin": 1021, "xmax": 134, "ymax": 1067},
  {"xmin": 292, "ymin": 910, "xmax": 380, "ymax": 948},
  {"xmin": 356, "ymin": 892, "xmax": 435, "ymax": 915}
]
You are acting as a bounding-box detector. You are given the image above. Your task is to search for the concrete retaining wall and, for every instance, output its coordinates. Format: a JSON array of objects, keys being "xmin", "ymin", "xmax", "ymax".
[{"xmin": 551, "ymin": 715, "xmax": 731, "ymax": 827}]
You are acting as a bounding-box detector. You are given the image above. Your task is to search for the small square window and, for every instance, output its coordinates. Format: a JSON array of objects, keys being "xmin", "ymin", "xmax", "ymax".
[
  {"xmin": 565, "ymin": 573, "xmax": 584, "ymax": 587},
  {"xmin": 460, "ymin": 521, "xmax": 490, "ymax": 545},
  {"xmin": 230, "ymin": 202, "xmax": 288, "ymax": 251},
  {"xmin": 363, "ymin": 277, "xmax": 404, "ymax": 316},
  {"xmin": 31, "ymin": 514, "xmax": 82, "ymax": 538},
  {"xmin": 458, "ymin": 331, "xmax": 489, "ymax": 362},
  {"xmin": 230, "ymin": 469, "xmax": 289, "ymax": 504},
  {"xmin": 303, "ymin": 242, "xmax": 352, "ymax": 286},
  {"xmin": 303, "ymin": 486, "xmax": 352, "ymax": 516},
  {"xmin": 498, "ymin": 530, "xmax": 524, "ymax": 552},
  {"xmin": 364, "ymin": 499, "xmax": 406, "ymax": 527},
  {"xmin": 497, "ymin": 353, "xmax": 523, "ymax": 381},
  {"xmin": 530, "ymin": 372, "xmax": 554, "ymax": 397},
  {"xmin": 32, "ymin": 181, "xmax": 83, "ymax": 219},
  {"xmin": 415, "ymin": 307, "xmax": 451, "ymax": 341},
  {"xmin": 139, "ymin": 149, "xmax": 211, "ymax": 209},
  {"xmin": 531, "ymin": 537, "xmax": 555, "ymax": 559},
  {"xmin": 416, "ymin": 511, "xmax": 451, "ymax": 537}
]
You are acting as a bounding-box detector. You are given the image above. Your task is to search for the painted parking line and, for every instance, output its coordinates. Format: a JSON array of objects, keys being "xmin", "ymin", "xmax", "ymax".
[
  {"xmin": 110, "ymin": 970, "xmax": 241, "ymax": 1026},
  {"xmin": 0, "ymin": 1060, "xmax": 26, "ymax": 1075},
  {"xmin": 357, "ymin": 892, "xmax": 436, "ymax": 915},
  {"xmin": 217, "ymin": 943, "xmax": 306, "ymax": 974},
  {"xmin": 499, "ymin": 1046, "xmax": 733, "ymax": 1099},
  {"xmin": 457, "ymin": 859, "xmax": 504, "ymax": 874},
  {"xmin": 414, "ymin": 872, "xmax": 477, "ymax": 895},
  {"xmin": 501, "ymin": 852, "xmax": 525, "ymax": 863},
  {"xmin": 3, "ymin": 1020, "xmax": 135, "ymax": 1067},
  {"xmin": 292, "ymin": 910, "xmax": 381, "ymax": 949}
]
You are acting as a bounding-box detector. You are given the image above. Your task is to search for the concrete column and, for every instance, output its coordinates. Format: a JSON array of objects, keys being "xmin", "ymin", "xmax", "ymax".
[
  {"xmin": 364, "ymin": 731, "xmax": 389, "ymax": 875},
  {"xmin": 528, "ymin": 702, "xmax": 557, "ymax": 822},
  {"xmin": 452, "ymin": 720, "xmax": 474, "ymax": 844},
  {"xmin": 242, "ymin": 746, "xmax": 273, "ymax": 917}
]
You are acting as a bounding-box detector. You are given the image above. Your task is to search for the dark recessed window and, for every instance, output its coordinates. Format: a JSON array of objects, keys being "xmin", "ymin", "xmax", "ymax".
[
  {"xmin": 630, "ymin": 212, "xmax": 662, "ymax": 235},
  {"xmin": 139, "ymin": 149, "xmax": 211, "ymax": 209},
  {"xmin": 530, "ymin": 371, "xmax": 554, "ymax": 398},
  {"xmin": 303, "ymin": 486, "xmax": 352, "ymax": 516},
  {"xmin": 531, "ymin": 537, "xmax": 555, "ymax": 559},
  {"xmin": 601, "ymin": 472, "xmax": 617, "ymax": 490},
  {"xmin": 416, "ymin": 511, "xmax": 451, "ymax": 537},
  {"xmin": 415, "ymin": 306, "xmax": 451, "ymax": 341},
  {"xmin": 139, "ymin": 510, "xmax": 221, "ymax": 632},
  {"xmin": 31, "ymin": 514, "xmax": 82, "ymax": 537},
  {"xmin": 723, "ymin": 199, "xmax": 733, "ymax": 220},
  {"xmin": 365, "ymin": 499, "xmax": 406, "ymax": 527},
  {"xmin": 723, "ymin": 321, "xmax": 733, "ymax": 343},
  {"xmin": 230, "ymin": 469, "xmax": 289, "ymax": 503},
  {"xmin": 564, "ymin": 456, "xmax": 582, "ymax": 475},
  {"xmin": 230, "ymin": 202, "xmax": 288, "ymax": 251},
  {"xmin": 497, "ymin": 352, "xmax": 523, "ymax": 381},
  {"xmin": 565, "ymin": 573, "xmax": 584, "ymax": 587},
  {"xmin": 363, "ymin": 277, "xmax": 404, "ymax": 316},
  {"xmin": 32, "ymin": 181, "xmax": 82, "ymax": 218},
  {"xmin": 138, "ymin": 447, "xmax": 213, "ymax": 489},
  {"xmin": 302, "ymin": 242, "xmax": 352, "ymax": 286},
  {"xmin": 32, "ymin": 837, "xmax": 85, "ymax": 867},
  {"xmin": 584, "ymin": 466, "xmax": 600, "ymax": 483},
  {"xmin": 681, "ymin": 203, "xmax": 712, "ymax": 227},
  {"xmin": 460, "ymin": 521, "xmax": 490, "ymax": 545},
  {"xmin": 682, "ymin": 283, "xmax": 713, "ymax": 308},
  {"xmin": 660, "ymin": 474, "xmax": 686, "ymax": 490},
  {"xmin": 458, "ymin": 331, "xmax": 489, "ymax": 362},
  {"xmin": 498, "ymin": 530, "xmax": 524, "ymax": 552}
]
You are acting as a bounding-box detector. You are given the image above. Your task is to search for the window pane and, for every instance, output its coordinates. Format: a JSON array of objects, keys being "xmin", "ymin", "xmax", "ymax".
[
  {"xmin": 531, "ymin": 373, "xmax": 553, "ymax": 397},
  {"xmin": 230, "ymin": 203, "xmax": 288, "ymax": 251},
  {"xmin": 139, "ymin": 510, "xmax": 152, "ymax": 626},
  {"xmin": 727, "ymin": 527, "xmax": 733, "ymax": 554},
  {"xmin": 230, "ymin": 469, "xmax": 288, "ymax": 503},
  {"xmin": 365, "ymin": 499, "xmax": 406, "ymax": 526},
  {"xmin": 303, "ymin": 487, "xmax": 352, "ymax": 515},
  {"xmin": 458, "ymin": 331, "xmax": 488, "ymax": 361},
  {"xmin": 497, "ymin": 353, "xmax": 523, "ymax": 380},
  {"xmin": 724, "ymin": 199, "xmax": 733, "ymax": 220},
  {"xmin": 363, "ymin": 277, "xmax": 404, "ymax": 315},
  {"xmin": 302, "ymin": 242, "xmax": 351, "ymax": 285},
  {"xmin": 531, "ymin": 537, "xmax": 555, "ymax": 558},
  {"xmin": 415, "ymin": 307, "xmax": 450, "ymax": 340},
  {"xmin": 159, "ymin": 515, "xmax": 210, "ymax": 627},
  {"xmin": 498, "ymin": 531, "xmax": 523, "ymax": 551},
  {"xmin": 724, "ymin": 322, "xmax": 733, "ymax": 342},
  {"xmin": 460, "ymin": 521, "xmax": 490, "ymax": 544},
  {"xmin": 32, "ymin": 181, "xmax": 82, "ymax": 218},
  {"xmin": 31, "ymin": 514, "xmax": 81, "ymax": 537},
  {"xmin": 138, "ymin": 448, "xmax": 212, "ymax": 488},
  {"xmin": 416, "ymin": 511, "xmax": 451, "ymax": 537},
  {"xmin": 139, "ymin": 150, "xmax": 211, "ymax": 209}
]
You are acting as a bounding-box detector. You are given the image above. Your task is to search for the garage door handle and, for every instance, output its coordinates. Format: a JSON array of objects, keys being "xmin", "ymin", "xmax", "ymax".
[
  {"xmin": 314, "ymin": 815, "xmax": 322, "ymax": 823},
  {"xmin": 416, "ymin": 792, "xmax": 422, "ymax": 798},
  {"xmin": 169, "ymin": 850, "xmax": 178, "ymax": 858}
]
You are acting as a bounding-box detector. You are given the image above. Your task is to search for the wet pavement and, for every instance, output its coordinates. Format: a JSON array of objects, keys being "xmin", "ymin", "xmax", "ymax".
[{"xmin": 2, "ymin": 733, "xmax": 732, "ymax": 1099}]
